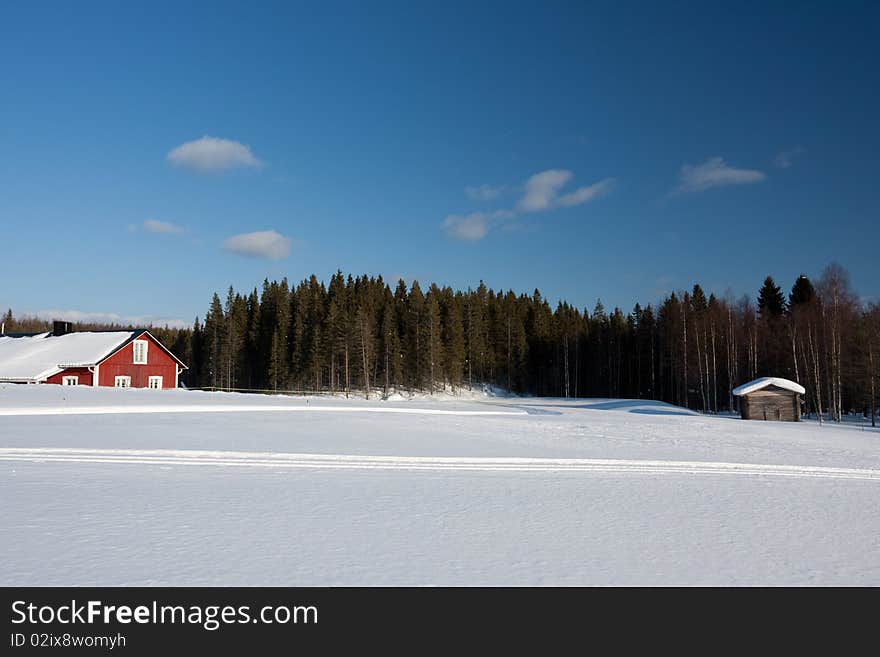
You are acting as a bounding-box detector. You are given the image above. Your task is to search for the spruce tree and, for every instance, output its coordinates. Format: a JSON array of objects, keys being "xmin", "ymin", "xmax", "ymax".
[
  {"xmin": 757, "ymin": 276, "xmax": 786, "ymax": 318},
  {"xmin": 245, "ymin": 289, "xmax": 261, "ymax": 388},
  {"xmin": 495, "ymin": 288, "xmax": 527, "ymax": 390},
  {"xmin": 354, "ymin": 276, "xmax": 376, "ymax": 397},
  {"xmin": 424, "ymin": 285, "xmax": 443, "ymax": 392},
  {"xmin": 290, "ymin": 281, "xmax": 308, "ymax": 388},
  {"xmin": 189, "ymin": 317, "xmax": 204, "ymax": 387},
  {"xmin": 691, "ymin": 284, "xmax": 708, "ymax": 313},
  {"xmin": 203, "ymin": 293, "xmax": 225, "ymax": 388},
  {"xmin": 305, "ymin": 276, "xmax": 325, "ymax": 391},
  {"xmin": 407, "ymin": 281, "xmax": 426, "ymax": 390},
  {"xmin": 379, "ymin": 288, "xmax": 401, "ymax": 395},
  {"xmin": 442, "ymin": 289, "xmax": 466, "ymax": 390},
  {"xmin": 789, "ymin": 274, "xmax": 816, "ymax": 308},
  {"xmin": 326, "ymin": 271, "xmax": 347, "ymax": 392},
  {"xmin": 268, "ymin": 327, "xmax": 283, "ymax": 391}
]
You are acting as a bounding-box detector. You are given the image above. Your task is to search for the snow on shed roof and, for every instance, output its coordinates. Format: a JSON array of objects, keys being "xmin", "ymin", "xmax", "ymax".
[
  {"xmin": 732, "ymin": 377, "xmax": 805, "ymax": 397},
  {"xmin": 0, "ymin": 331, "xmax": 136, "ymax": 382}
]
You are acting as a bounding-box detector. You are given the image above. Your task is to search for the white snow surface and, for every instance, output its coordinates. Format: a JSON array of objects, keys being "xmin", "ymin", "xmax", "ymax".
[
  {"xmin": 0, "ymin": 331, "xmax": 135, "ymax": 381},
  {"xmin": 2, "ymin": 384, "xmax": 879, "ymax": 585},
  {"xmin": 732, "ymin": 376, "xmax": 806, "ymax": 396}
]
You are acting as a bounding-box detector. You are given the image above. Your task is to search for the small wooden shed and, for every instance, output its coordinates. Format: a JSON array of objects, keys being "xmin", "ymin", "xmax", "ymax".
[{"xmin": 732, "ymin": 377, "xmax": 805, "ymax": 422}]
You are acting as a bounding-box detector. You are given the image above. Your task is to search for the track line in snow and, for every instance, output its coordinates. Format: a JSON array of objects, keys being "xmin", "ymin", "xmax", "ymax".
[
  {"xmin": 0, "ymin": 405, "xmax": 526, "ymax": 418},
  {"xmin": 1, "ymin": 448, "xmax": 879, "ymax": 481}
]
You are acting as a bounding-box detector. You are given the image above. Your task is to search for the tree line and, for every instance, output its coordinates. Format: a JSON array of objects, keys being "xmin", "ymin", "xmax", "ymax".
[{"xmin": 3, "ymin": 263, "xmax": 878, "ymax": 424}]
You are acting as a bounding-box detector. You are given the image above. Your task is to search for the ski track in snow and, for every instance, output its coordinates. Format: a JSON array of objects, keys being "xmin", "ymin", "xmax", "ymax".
[
  {"xmin": 0, "ymin": 404, "xmax": 526, "ymax": 417},
  {"xmin": 2, "ymin": 447, "xmax": 880, "ymax": 481}
]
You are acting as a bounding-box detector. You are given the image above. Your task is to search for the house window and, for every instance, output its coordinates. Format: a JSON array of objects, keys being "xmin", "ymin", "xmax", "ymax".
[
  {"xmin": 148, "ymin": 376, "xmax": 163, "ymax": 389},
  {"xmin": 115, "ymin": 376, "xmax": 131, "ymax": 388},
  {"xmin": 62, "ymin": 375, "xmax": 79, "ymax": 386},
  {"xmin": 133, "ymin": 339, "xmax": 148, "ymax": 364}
]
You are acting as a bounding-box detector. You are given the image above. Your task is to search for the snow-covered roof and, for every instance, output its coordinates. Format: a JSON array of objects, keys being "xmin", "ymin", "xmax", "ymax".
[
  {"xmin": 732, "ymin": 377, "xmax": 805, "ymax": 397},
  {"xmin": 0, "ymin": 331, "xmax": 136, "ymax": 382}
]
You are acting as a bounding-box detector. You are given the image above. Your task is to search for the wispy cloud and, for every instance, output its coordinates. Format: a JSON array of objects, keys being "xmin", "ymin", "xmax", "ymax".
[
  {"xmin": 444, "ymin": 169, "xmax": 613, "ymax": 241},
  {"xmin": 142, "ymin": 219, "xmax": 184, "ymax": 235},
  {"xmin": 556, "ymin": 178, "xmax": 615, "ymax": 207},
  {"xmin": 465, "ymin": 184, "xmax": 505, "ymax": 201},
  {"xmin": 442, "ymin": 210, "xmax": 514, "ymax": 242},
  {"xmin": 675, "ymin": 156, "xmax": 765, "ymax": 194},
  {"xmin": 517, "ymin": 169, "xmax": 614, "ymax": 212},
  {"xmin": 32, "ymin": 309, "xmax": 188, "ymax": 329},
  {"xmin": 442, "ymin": 213, "xmax": 491, "ymax": 241},
  {"xmin": 774, "ymin": 147, "xmax": 805, "ymax": 169},
  {"xmin": 223, "ymin": 230, "xmax": 291, "ymax": 260},
  {"xmin": 167, "ymin": 136, "xmax": 263, "ymax": 173},
  {"xmin": 517, "ymin": 169, "xmax": 573, "ymax": 212}
]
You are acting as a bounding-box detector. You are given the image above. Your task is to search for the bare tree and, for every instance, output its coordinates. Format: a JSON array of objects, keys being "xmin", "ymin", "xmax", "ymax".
[{"xmin": 818, "ymin": 264, "xmax": 858, "ymax": 422}]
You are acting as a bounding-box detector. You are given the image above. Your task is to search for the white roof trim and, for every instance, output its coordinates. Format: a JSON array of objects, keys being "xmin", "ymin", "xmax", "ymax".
[{"xmin": 732, "ymin": 377, "xmax": 805, "ymax": 396}]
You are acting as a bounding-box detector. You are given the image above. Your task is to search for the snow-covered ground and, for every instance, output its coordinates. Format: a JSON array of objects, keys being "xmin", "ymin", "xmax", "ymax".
[{"xmin": 2, "ymin": 384, "xmax": 879, "ymax": 585}]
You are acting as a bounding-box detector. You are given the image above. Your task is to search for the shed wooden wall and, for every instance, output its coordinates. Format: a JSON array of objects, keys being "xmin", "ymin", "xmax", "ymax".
[{"xmin": 740, "ymin": 386, "xmax": 801, "ymax": 421}]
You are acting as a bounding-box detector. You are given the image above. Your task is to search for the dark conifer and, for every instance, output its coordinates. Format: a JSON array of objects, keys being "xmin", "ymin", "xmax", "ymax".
[{"xmin": 757, "ymin": 276, "xmax": 786, "ymax": 318}]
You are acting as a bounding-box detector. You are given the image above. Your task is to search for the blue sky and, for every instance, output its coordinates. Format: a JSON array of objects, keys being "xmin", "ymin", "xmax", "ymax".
[{"xmin": 1, "ymin": 1, "xmax": 878, "ymax": 327}]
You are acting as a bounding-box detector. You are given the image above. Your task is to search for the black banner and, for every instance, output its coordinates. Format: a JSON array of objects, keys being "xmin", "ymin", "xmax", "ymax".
[{"xmin": 1, "ymin": 587, "xmax": 872, "ymax": 653}]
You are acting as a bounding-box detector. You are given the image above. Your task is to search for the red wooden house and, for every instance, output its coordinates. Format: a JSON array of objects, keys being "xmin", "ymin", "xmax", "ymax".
[{"xmin": 0, "ymin": 322, "xmax": 187, "ymax": 389}]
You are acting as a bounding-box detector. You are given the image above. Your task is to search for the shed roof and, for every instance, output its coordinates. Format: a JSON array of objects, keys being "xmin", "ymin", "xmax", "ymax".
[
  {"xmin": 732, "ymin": 377, "xmax": 805, "ymax": 397},
  {"xmin": 0, "ymin": 331, "xmax": 137, "ymax": 382}
]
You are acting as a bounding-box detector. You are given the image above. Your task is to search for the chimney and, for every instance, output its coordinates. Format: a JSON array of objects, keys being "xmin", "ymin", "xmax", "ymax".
[{"xmin": 53, "ymin": 320, "xmax": 73, "ymax": 337}]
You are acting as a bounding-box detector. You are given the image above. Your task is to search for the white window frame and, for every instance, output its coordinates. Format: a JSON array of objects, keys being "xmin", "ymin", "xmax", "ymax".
[
  {"xmin": 148, "ymin": 376, "xmax": 163, "ymax": 390},
  {"xmin": 133, "ymin": 339, "xmax": 149, "ymax": 364},
  {"xmin": 62, "ymin": 375, "xmax": 79, "ymax": 386},
  {"xmin": 114, "ymin": 376, "xmax": 131, "ymax": 388}
]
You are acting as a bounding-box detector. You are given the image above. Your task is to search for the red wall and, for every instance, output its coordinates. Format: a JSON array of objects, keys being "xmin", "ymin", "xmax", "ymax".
[
  {"xmin": 45, "ymin": 367, "xmax": 94, "ymax": 386},
  {"xmin": 96, "ymin": 333, "xmax": 179, "ymax": 389}
]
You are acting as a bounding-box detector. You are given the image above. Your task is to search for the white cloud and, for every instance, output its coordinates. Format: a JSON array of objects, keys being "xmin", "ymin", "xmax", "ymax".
[
  {"xmin": 143, "ymin": 219, "xmax": 184, "ymax": 235},
  {"xmin": 676, "ymin": 156, "xmax": 766, "ymax": 193},
  {"xmin": 465, "ymin": 184, "xmax": 505, "ymax": 201},
  {"xmin": 444, "ymin": 169, "xmax": 613, "ymax": 241},
  {"xmin": 32, "ymin": 309, "xmax": 188, "ymax": 330},
  {"xmin": 167, "ymin": 136, "xmax": 263, "ymax": 173},
  {"xmin": 556, "ymin": 178, "xmax": 615, "ymax": 207},
  {"xmin": 442, "ymin": 209, "xmax": 515, "ymax": 242},
  {"xmin": 443, "ymin": 213, "xmax": 492, "ymax": 241},
  {"xmin": 516, "ymin": 170, "xmax": 614, "ymax": 212},
  {"xmin": 223, "ymin": 230, "xmax": 291, "ymax": 260},
  {"xmin": 774, "ymin": 147, "xmax": 805, "ymax": 169},
  {"xmin": 517, "ymin": 169, "xmax": 574, "ymax": 212}
]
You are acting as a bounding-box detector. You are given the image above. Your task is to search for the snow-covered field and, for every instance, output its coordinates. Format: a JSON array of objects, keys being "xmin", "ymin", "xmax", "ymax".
[{"xmin": 2, "ymin": 384, "xmax": 879, "ymax": 585}]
